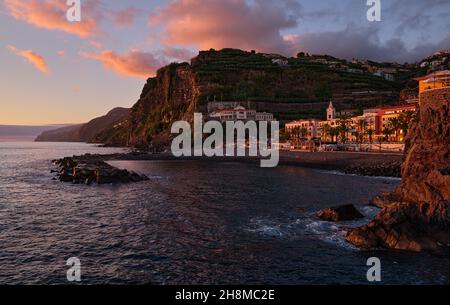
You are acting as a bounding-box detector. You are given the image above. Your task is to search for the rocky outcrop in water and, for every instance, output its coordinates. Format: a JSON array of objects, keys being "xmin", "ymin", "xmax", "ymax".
[
  {"xmin": 344, "ymin": 161, "xmax": 401, "ymax": 177},
  {"xmin": 346, "ymin": 87, "xmax": 450, "ymax": 252},
  {"xmin": 317, "ymin": 204, "xmax": 364, "ymax": 222},
  {"xmin": 53, "ymin": 155, "xmax": 149, "ymax": 185}
]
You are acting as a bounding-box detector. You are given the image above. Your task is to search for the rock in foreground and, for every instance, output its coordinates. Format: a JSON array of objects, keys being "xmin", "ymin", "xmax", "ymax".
[
  {"xmin": 317, "ymin": 204, "xmax": 364, "ymax": 222},
  {"xmin": 346, "ymin": 87, "xmax": 450, "ymax": 252},
  {"xmin": 53, "ymin": 155, "xmax": 149, "ymax": 185}
]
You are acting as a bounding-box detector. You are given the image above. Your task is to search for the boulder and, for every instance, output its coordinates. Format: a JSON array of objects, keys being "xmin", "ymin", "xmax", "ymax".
[{"xmin": 317, "ymin": 204, "xmax": 364, "ymax": 222}]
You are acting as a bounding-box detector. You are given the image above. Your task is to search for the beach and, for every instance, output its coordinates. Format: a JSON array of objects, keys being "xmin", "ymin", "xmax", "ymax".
[{"xmin": 106, "ymin": 150, "xmax": 404, "ymax": 177}]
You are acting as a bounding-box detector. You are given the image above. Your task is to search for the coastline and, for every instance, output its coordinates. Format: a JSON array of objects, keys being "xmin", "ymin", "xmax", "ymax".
[{"xmin": 93, "ymin": 150, "xmax": 403, "ymax": 177}]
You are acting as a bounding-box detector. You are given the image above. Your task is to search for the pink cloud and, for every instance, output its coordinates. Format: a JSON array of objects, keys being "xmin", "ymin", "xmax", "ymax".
[
  {"xmin": 4, "ymin": 0, "xmax": 101, "ymax": 38},
  {"xmin": 57, "ymin": 50, "xmax": 65, "ymax": 57},
  {"xmin": 79, "ymin": 50, "xmax": 164, "ymax": 79},
  {"xmin": 7, "ymin": 45, "xmax": 49, "ymax": 74},
  {"xmin": 150, "ymin": 0, "xmax": 300, "ymax": 55}
]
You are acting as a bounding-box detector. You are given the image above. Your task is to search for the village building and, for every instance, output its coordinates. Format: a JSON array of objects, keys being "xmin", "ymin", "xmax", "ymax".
[
  {"xmin": 415, "ymin": 70, "xmax": 450, "ymax": 95},
  {"xmin": 208, "ymin": 106, "xmax": 274, "ymax": 123},
  {"xmin": 285, "ymin": 119, "xmax": 321, "ymax": 139},
  {"xmin": 286, "ymin": 100, "xmax": 418, "ymax": 145}
]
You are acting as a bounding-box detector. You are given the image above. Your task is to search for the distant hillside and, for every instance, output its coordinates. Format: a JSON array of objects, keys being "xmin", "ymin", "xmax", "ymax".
[
  {"xmin": 0, "ymin": 124, "xmax": 70, "ymax": 141},
  {"xmin": 96, "ymin": 48, "xmax": 412, "ymax": 150},
  {"xmin": 35, "ymin": 107, "xmax": 130, "ymax": 143}
]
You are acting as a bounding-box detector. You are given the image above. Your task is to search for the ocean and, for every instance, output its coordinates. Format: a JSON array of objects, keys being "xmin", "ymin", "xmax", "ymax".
[{"xmin": 0, "ymin": 142, "xmax": 449, "ymax": 284}]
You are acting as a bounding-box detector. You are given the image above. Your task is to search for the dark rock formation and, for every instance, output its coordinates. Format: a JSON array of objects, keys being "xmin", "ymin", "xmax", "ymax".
[
  {"xmin": 344, "ymin": 161, "xmax": 401, "ymax": 177},
  {"xmin": 317, "ymin": 204, "xmax": 364, "ymax": 222},
  {"xmin": 346, "ymin": 87, "xmax": 450, "ymax": 251},
  {"xmin": 53, "ymin": 155, "xmax": 149, "ymax": 185},
  {"xmin": 35, "ymin": 107, "xmax": 130, "ymax": 143}
]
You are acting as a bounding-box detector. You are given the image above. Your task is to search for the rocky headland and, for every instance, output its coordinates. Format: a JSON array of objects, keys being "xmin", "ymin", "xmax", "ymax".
[
  {"xmin": 35, "ymin": 107, "xmax": 130, "ymax": 143},
  {"xmin": 53, "ymin": 154, "xmax": 148, "ymax": 185},
  {"xmin": 346, "ymin": 87, "xmax": 450, "ymax": 252}
]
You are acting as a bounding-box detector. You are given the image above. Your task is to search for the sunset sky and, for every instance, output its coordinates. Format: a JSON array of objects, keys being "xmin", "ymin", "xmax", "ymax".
[{"xmin": 1, "ymin": 0, "xmax": 449, "ymax": 125}]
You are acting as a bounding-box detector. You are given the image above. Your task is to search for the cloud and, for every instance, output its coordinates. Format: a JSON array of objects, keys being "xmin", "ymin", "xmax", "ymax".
[
  {"xmin": 4, "ymin": 0, "xmax": 101, "ymax": 38},
  {"xmin": 111, "ymin": 7, "xmax": 140, "ymax": 28},
  {"xmin": 79, "ymin": 50, "xmax": 164, "ymax": 79},
  {"xmin": 161, "ymin": 47, "xmax": 196, "ymax": 62},
  {"xmin": 57, "ymin": 50, "xmax": 65, "ymax": 57},
  {"xmin": 7, "ymin": 45, "xmax": 49, "ymax": 73},
  {"xmin": 150, "ymin": 0, "xmax": 301, "ymax": 54},
  {"xmin": 287, "ymin": 24, "xmax": 450, "ymax": 63}
]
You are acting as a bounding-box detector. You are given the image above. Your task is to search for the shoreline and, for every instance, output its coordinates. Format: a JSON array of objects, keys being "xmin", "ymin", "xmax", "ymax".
[{"xmin": 99, "ymin": 150, "xmax": 403, "ymax": 177}]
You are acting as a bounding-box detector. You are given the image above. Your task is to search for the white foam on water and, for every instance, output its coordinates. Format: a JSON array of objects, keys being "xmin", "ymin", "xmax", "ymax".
[
  {"xmin": 244, "ymin": 206, "xmax": 382, "ymax": 251},
  {"xmin": 243, "ymin": 217, "xmax": 285, "ymax": 237}
]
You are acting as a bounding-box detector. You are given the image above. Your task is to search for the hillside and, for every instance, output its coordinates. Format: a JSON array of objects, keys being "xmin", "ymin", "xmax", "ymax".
[
  {"xmin": 35, "ymin": 107, "xmax": 130, "ymax": 142},
  {"xmin": 96, "ymin": 48, "xmax": 411, "ymax": 149},
  {"xmin": 0, "ymin": 124, "xmax": 70, "ymax": 141}
]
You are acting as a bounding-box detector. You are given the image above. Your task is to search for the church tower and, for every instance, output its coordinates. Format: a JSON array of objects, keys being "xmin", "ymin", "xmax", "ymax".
[{"xmin": 326, "ymin": 100, "xmax": 336, "ymax": 121}]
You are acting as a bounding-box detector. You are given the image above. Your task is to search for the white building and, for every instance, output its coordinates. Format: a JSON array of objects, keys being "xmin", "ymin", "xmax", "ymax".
[
  {"xmin": 208, "ymin": 106, "xmax": 274, "ymax": 122},
  {"xmin": 255, "ymin": 112, "xmax": 274, "ymax": 121}
]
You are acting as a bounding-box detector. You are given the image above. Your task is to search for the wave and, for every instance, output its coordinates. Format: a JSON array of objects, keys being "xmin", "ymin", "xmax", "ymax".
[{"xmin": 244, "ymin": 206, "xmax": 381, "ymax": 250}]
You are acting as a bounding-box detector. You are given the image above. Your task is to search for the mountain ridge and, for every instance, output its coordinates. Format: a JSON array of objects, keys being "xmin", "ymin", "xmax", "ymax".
[{"xmin": 35, "ymin": 107, "xmax": 130, "ymax": 143}]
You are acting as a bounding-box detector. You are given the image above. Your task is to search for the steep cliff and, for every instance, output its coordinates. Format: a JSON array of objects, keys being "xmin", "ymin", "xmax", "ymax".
[
  {"xmin": 98, "ymin": 48, "xmax": 403, "ymax": 149},
  {"xmin": 346, "ymin": 87, "xmax": 450, "ymax": 251},
  {"xmin": 35, "ymin": 107, "xmax": 130, "ymax": 143},
  {"xmin": 95, "ymin": 63, "xmax": 198, "ymax": 150}
]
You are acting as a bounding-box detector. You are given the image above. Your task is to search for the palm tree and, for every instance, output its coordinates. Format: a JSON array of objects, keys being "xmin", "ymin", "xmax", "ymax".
[
  {"xmin": 356, "ymin": 119, "xmax": 368, "ymax": 146},
  {"xmin": 329, "ymin": 127, "xmax": 340, "ymax": 143},
  {"xmin": 388, "ymin": 117, "xmax": 401, "ymax": 142},
  {"xmin": 398, "ymin": 110, "xmax": 415, "ymax": 141},
  {"xmin": 367, "ymin": 128, "xmax": 374, "ymax": 144},
  {"xmin": 383, "ymin": 127, "xmax": 393, "ymax": 142},
  {"xmin": 337, "ymin": 114, "xmax": 352, "ymax": 143},
  {"xmin": 320, "ymin": 123, "xmax": 331, "ymax": 142}
]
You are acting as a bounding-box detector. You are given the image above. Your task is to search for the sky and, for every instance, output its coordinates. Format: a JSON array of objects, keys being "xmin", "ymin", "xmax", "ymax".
[{"xmin": 0, "ymin": 0, "xmax": 449, "ymax": 125}]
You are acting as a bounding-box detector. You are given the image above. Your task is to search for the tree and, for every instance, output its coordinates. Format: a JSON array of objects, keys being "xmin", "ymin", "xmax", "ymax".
[
  {"xmin": 388, "ymin": 117, "xmax": 401, "ymax": 142},
  {"xmin": 320, "ymin": 123, "xmax": 331, "ymax": 142},
  {"xmin": 367, "ymin": 128, "xmax": 374, "ymax": 144},
  {"xmin": 329, "ymin": 127, "xmax": 340, "ymax": 143},
  {"xmin": 383, "ymin": 127, "xmax": 393, "ymax": 142},
  {"xmin": 356, "ymin": 119, "xmax": 368, "ymax": 145},
  {"xmin": 398, "ymin": 110, "xmax": 415, "ymax": 141},
  {"xmin": 337, "ymin": 114, "xmax": 352, "ymax": 143}
]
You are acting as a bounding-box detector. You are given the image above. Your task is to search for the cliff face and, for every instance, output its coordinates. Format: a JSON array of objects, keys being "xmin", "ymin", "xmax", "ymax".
[
  {"xmin": 347, "ymin": 87, "xmax": 450, "ymax": 252},
  {"xmin": 99, "ymin": 48, "xmax": 402, "ymax": 149},
  {"xmin": 96, "ymin": 63, "xmax": 199, "ymax": 149},
  {"xmin": 35, "ymin": 107, "xmax": 130, "ymax": 143}
]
